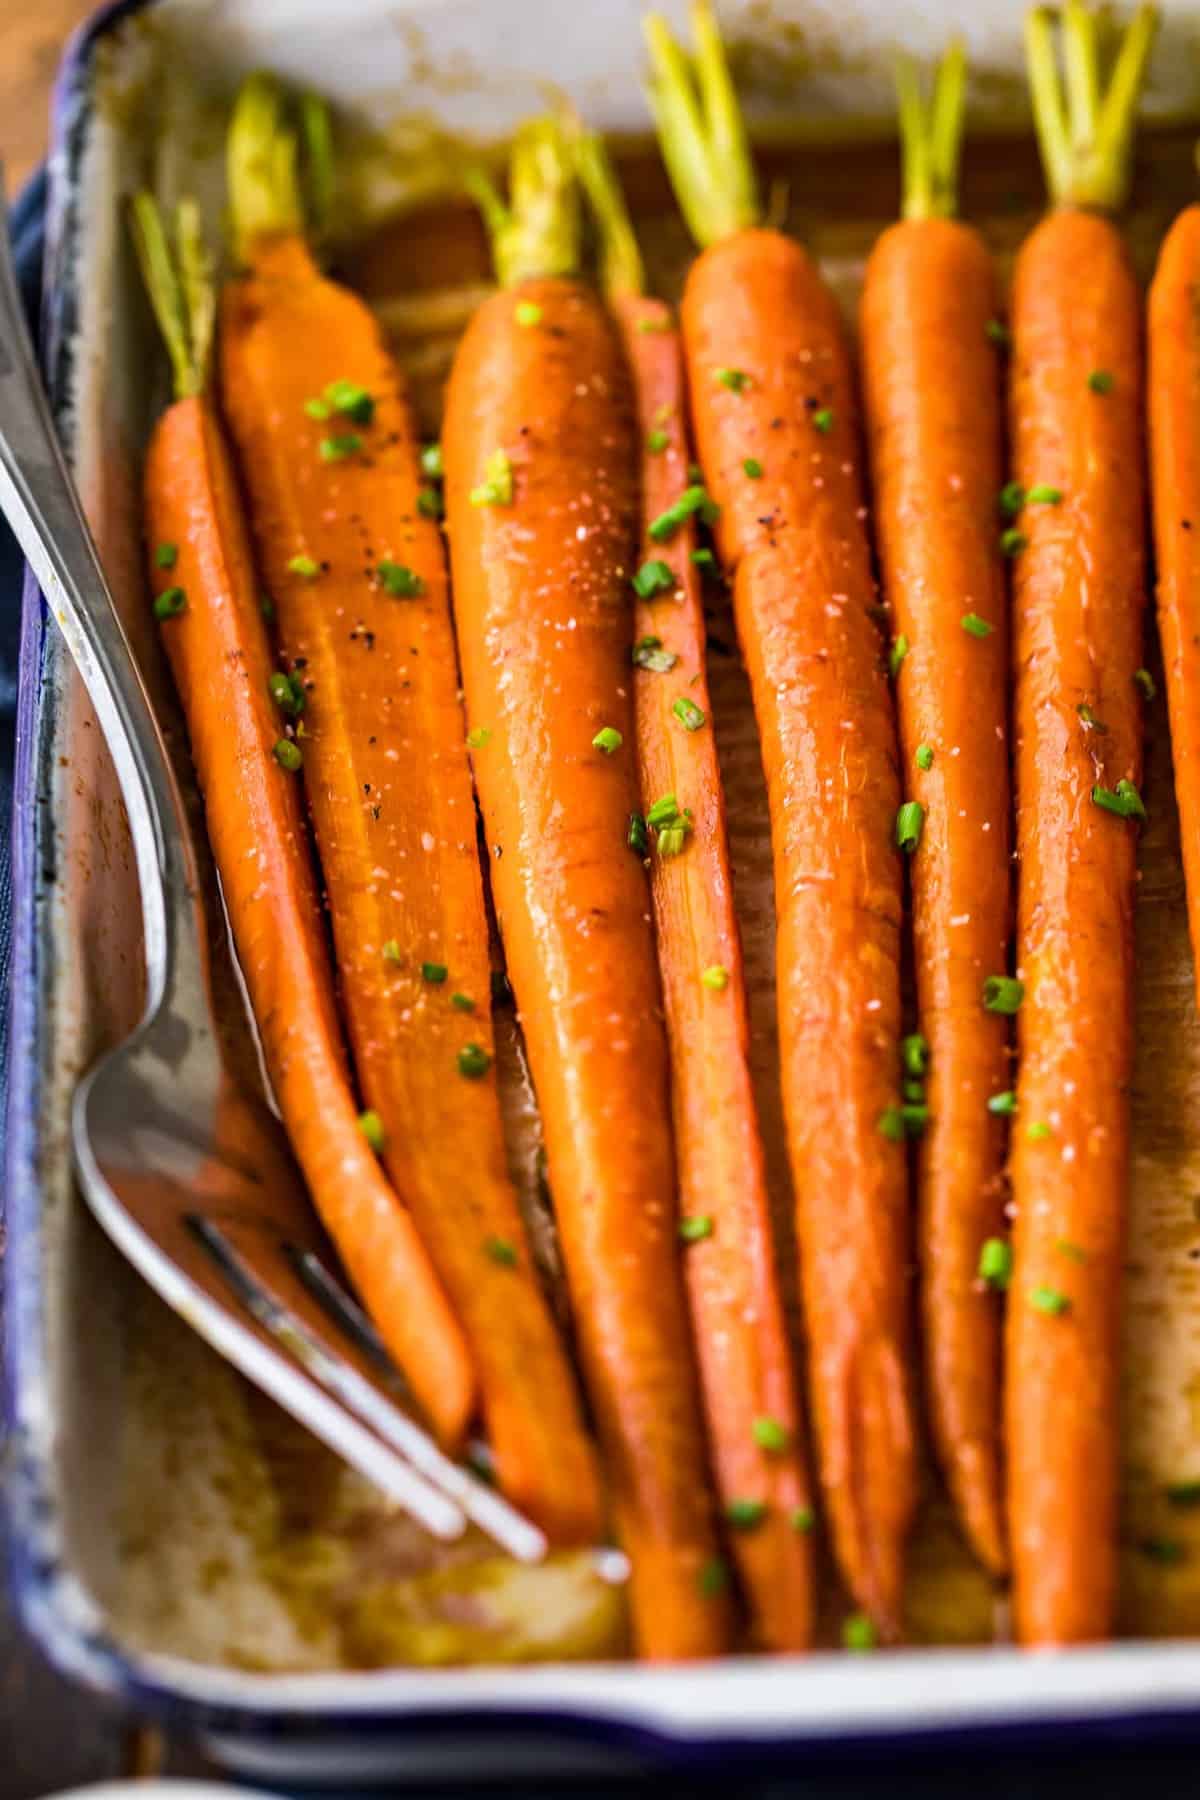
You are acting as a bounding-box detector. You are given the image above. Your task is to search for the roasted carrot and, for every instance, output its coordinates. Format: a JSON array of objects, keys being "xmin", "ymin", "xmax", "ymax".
[
  {"xmin": 575, "ymin": 129, "xmax": 817, "ymax": 1651},
  {"xmin": 1007, "ymin": 2, "xmax": 1156, "ymax": 1646},
  {"xmin": 860, "ymin": 47, "xmax": 1011, "ymax": 1578},
  {"xmin": 647, "ymin": 3, "xmax": 915, "ymax": 1640},
  {"xmin": 218, "ymin": 79, "xmax": 602, "ymax": 1543},
  {"xmin": 442, "ymin": 120, "xmax": 731, "ymax": 1658},
  {"xmin": 130, "ymin": 194, "xmax": 474, "ymax": 1441},
  {"xmin": 1150, "ymin": 185, "xmax": 1200, "ymax": 1003}
]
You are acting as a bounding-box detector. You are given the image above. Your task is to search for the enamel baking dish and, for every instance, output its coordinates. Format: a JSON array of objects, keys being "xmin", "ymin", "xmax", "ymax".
[{"xmin": 10, "ymin": 0, "xmax": 1200, "ymax": 1782}]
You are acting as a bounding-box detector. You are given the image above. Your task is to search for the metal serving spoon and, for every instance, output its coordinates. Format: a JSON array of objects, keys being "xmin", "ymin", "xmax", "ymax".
[{"xmin": 0, "ymin": 182, "xmax": 545, "ymax": 1564}]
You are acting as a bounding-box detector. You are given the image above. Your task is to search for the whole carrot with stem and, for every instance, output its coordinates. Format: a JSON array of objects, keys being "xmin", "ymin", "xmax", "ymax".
[
  {"xmin": 860, "ymin": 46, "xmax": 1011, "ymax": 1578},
  {"xmin": 131, "ymin": 194, "xmax": 475, "ymax": 1443},
  {"xmin": 646, "ymin": 2, "xmax": 915, "ymax": 1641},
  {"xmin": 575, "ymin": 127, "xmax": 817, "ymax": 1651},
  {"xmin": 1150, "ymin": 157, "xmax": 1200, "ymax": 1004},
  {"xmin": 1007, "ymin": 1, "xmax": 1156, "ymax": 1646},
  {"xmin": 442, "ymin": 119, "xmax": 731, "ymax": 1659},
  {"xmin": 218, "ymin": 77, "xmax": 602, "ymax": 1544}
]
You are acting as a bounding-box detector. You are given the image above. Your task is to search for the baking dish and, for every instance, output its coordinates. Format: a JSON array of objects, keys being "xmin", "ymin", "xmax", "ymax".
[{"xmin": 11, "ymin": 0, "xmax": 1200, "ymax": 1781}]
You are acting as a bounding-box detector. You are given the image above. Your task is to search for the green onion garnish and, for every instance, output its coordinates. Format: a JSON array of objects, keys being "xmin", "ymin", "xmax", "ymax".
[
  {"xmin": 417, "ymin": 486, "xmax": 443, "ymax": 520},
  {"xmin": 467, "ymin": 727, "xmax": 492, "ymax": 750},
  {"xmin": 790, "ymin": 1506, "xmax": 815, "ymax": 1534},
  {"xmin": 378, "ymin": 560, "xmax": 424, "ymax": 597},
  {"xmin": 1030, "ymin": 1285, "xmax": 1070, "ymax": 1316},
  {"xmin": 632, "ymin": 633, "xmax": 679, "ymax": 672},
  {"xmin": 421, "ymin": 961, "xmax": 448, "ymax": 984},
  {"xmin": 358, "ymin": 1110, "xmax": 386, "ymax": 1152},
  {"xmin": 382, "ymin": 939, "xmax": 402, "ymax": 964},
  {"xmin": 878, "ymin": 1105, "xmax": 905, "ymax": 1142},
  {"xmin": 896, "ymin": 800, "xmax": 925, "ymax": 853},
  {"xmin": 998, "ymin": 481, "xmax": 1025, "ymax": 519},
  {"xmin": 272, "ymin": 738, "xmax": 302, "ymax": 771},
  {"xmin": 287, "ymin": 554, "xmax": 320, "ymax": 578},
  {"xmin": 267, "ymin": 670, "xmax": 306, "ymax": 717},
  {"xmin": 155, "ymin": 542, "xmax": 178, "ymax": 569},
  {"xmin": 679, "ymin": 1214, "xmax": 714, "ymax": 1243},
  {"xmin": 988, "ymin": 1090, "xmax": 1017, "ymax": 1115},
  {"xmin": 1088, "ymin": 369, "xmax": 1114, "ymax": 394},
  {"xmin": 1077, "ymin": 703, "xmax": 1108, "ymax": 733},
  {"xmin": 457, "ymin": 1043, "xmax": 492, "ymax": 1079},
  {"xmin": 153, "ymin": 586, "xmax": 187, "ymax": 620},
  {"xmin": 647, "ymin": 429, "xmax": 669, "ymax": 454},
  {"xmin": 715, "ymin": 367, "xmax": 750, "ymax": 392},
  {"xmin": 999, "ymin": 529, "xmax": 1027, "ymax": 557},
  {"xmin": 743, "ymin": 457, "xmax": 763, "ymax": 479},
  {"xmin": 470, "ymin": 448, "xmax": 514, "ymax": 507},
  {"xmin": 648, "ymin": 485, "xmax": 720, "ymax": 542},
  {"xmin": 451, "ymin": 993, "xmax": 475, "ymax": 1012},
  {"xmin": 962, "ymin": 611, "xmax": 994, "ymax": 638},
  {"xmin": 319, "ymin": 433, "xmax": 364, "ymax": 463},
  {"xmin": 633, "ymin": 560, "xmax": 675, "ymax": 600},
  {"xmin": 420, "ymin": 442, "xmax": 444, "ymax": 480},
  {"xmin": 978, "ymin": 1237, "xmax": 1012, "ymax": 1289},
  {"xmin": 592, "ymin": 726, "xmax": 623, "ymax": 754},
  {"xmin": 672, "ymin": 696, "xmax": 706, "ymax": 732},
  {"xmin": 484, "ymin": 1236, "xmax": 519, "ymax": 1266},
  {"xmin": 1027, "ymin": 483, "xmax": 1063, "ymax": 505},
  {"xmin": 752, "ymin": 1416, "xmax": 790, "ymax": 1453},
  {"xmin": 983, "ymin": 975, "xmax": 1024, "ymax": 1013},
  {"xmin": 1092, "ymin": 779, "xmax": 1146, "ymax": 821},
  {"xmin": 889, "ymin": 634, "xmax": 910, "ymax": 678},
  {"xmin": 1026, "ymin": 1120, "xmax": 1052, "ymax": 1142},
  {"xmin": 628, "ymin": 812, "xmax": 648, "ymax": 854},
  {"xmin": 901, "ymin": 1033, "xmax": 928, "ymax": 1078},
  {"xmin": 691, "ymin": 548, "xmax": 717, "ymax": 571},
  {"xmin": 916, "ymin": 743, "xmax": 934, "ymax": 771},
  {"xmin": 324, "ymin": 379, "xmax": 375, "ymax": 424},
  {"xmin": 812, "ymin": 407, "xmax": 834, "ymax": 434},
  {"xmin": 726, "ymin": 1498, "xmax": 767, "ymax": 1530},
  {"xmin": 1135, "ymin": 668, "xmax": 1156, "ymax": 701},
  {"xmin": 701, "ymin": 965, "xmax": 729, "ymax": 991}
]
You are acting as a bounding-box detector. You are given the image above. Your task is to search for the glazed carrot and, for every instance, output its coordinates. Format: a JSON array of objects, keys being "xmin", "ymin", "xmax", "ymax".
[
  {"xmin": 1150, "ymin": 187, "xmax": 1200, "ymax": 1002},
  {"xmin": 442, "ymin": 120, "xmax": 731, "ymax": 1658},
  {"xmin": 647, "ymin": 3, "xmax": 915, "ymax": 1640},
  {"xmin": 1007, "ymin": 3, "xmax": 1156, "ymax": 1646},
  {"xmin": 218, "ymin": 79, "xmax": 602, "ymax": 1543},
  {"xmin": 860, "ymin": 48, "xmax": 1011, "ymax": 1578},
  {"xmin": 130, "ymin": 195, "xmax": 474, "ymax": 1442},
  {"xmin": 575, "ymin": 130, "xmax": 816, "ymax": 1651}
]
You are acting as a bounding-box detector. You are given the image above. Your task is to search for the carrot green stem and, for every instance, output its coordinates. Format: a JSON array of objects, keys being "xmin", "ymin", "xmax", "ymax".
[
  {"xmin": 574, "ymin": 129, "xmax": 644, "ymax": 299},
  {"xmin": 1025, "ymin": 2, "xmax": 1159, "ymax": 211},
  {"xmin": 129, "ymin": 193, "xmax": 214, "ymax": 400},
  {"xmin": 465, "ymin": 116, "xmax": 580, "ymax": 288},
  {"xmin": 643, "ymin": 1, "xmax": 760, "ymax": 249},
  {"xmin": 895, "ymin": 41, "xmax": 968, "ymax": 221},
  {"xmin": 227, "ymin": 72, "xmax": 306, "ymax": 260},
  {"xmin": 299, "ymin": 91, "xmax": 336, "ymax": 245}
]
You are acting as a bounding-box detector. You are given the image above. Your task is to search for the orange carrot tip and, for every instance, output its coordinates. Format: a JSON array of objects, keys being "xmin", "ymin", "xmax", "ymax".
[{"xmin": 1024, "ymin": 2, "xmax": 1159, "ymax": 211}]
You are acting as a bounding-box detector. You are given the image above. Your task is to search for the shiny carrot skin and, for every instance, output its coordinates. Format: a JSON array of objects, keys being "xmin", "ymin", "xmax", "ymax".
[
  {"xmin": 614, "ymin": 290, "xmax": 816, "ymax": 1649},
  {"xmin": 443, "ymin": 276, "xmax": 731, "ymax": 1658},
  {"xmin": 1150, "ymin": 204, "xmax": 1200, "ymax": 1003},
  {"xmin": 144, "ymin": 393, "xmax": 475, "ymax": 1441},
  {"xmin": 1007, "ymin": 208, "xmax": 1145, "ymax": 1645},
  {"xmin": 861, "ymin": 217, "xmax": 1011, "ymax": 1577},
  {"xmin": 682, "ymin": 227, "xmax": 915, "ymax": 1638},
  {"xmin": 219, "ymin": 235, "xmax": 602, "ymax": 1541}
]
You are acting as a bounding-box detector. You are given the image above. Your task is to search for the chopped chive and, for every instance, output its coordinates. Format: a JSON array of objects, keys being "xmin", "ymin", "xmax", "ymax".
[
  {"xmin": 889, "ymin": 633, "xmax": 910, "ymax": 678},
  {"xmin": 701, "ymin": 965, "xmax": 729, "ymax": 991},
  {"xmin": 985, "ymin": 318, "xmax": 1011, "ymax": 348},
  {"xmin": 726, "ymin": 1498, "xmax": 767, "ymax": 1530},
  {"xmin": 470, "ymin": 448, "xmax": 514, "ymax": 507},
  {"xmin": 878, "ymin": 1105, "xmax": 905, "ymax": 1142},
  {"xmin": 901, "ymin": 1033, "xmax": 929, "ymax": 1078},
  {"xmin": 417, "ymin": 485, "xmax": 444, "ymax": 520},
  {"xmin": 1030, "ymin": 1285, "xmax": 1070, "ymax": 1316},
  {"xmin": 656, "ymin": 819, "xmax": 693, "ymax": 858},
  {"xmin": 646, "ymin": 793, "xmax": 682, "ymax": 828},
  {"xmin": 515, "ymin": 300, "xmax": 542, "ymax": 327},
  {"xmin": 672, "ymin": 696, "xmax": 706, "ymax": 732},
  {"xmin": 358, "ymin": 1109, "xmax": 386, "ymax": 1152},
  {"xmin": 1026, "ymin": 1120, "xmax": 1052, "ymax": 1142},
  {"xmin": 420, "ymin": 442, "xmax": 444, "ymax": 480},
  {"xmin": 1092, "ymin": 779, "xmax": 1146, "ymax": 821},
  {"xmin": 1135, "ymin": 668, "xmax": 1157, "ymax": 701},
  {"xmin": 627, "ymin": 811, "xmax": 649, "ymax": 855},
  {"xmin": 1088, "ymin": 369, "xmax": 1114, "ymax": 394},
  {"xmin": 978, "ymin": 1237, "xmax": 1012, "ymax": 1290},
  {"xmin": 592, "ymin": 726, "xmax": 623, "ymax": 755},
  {"xmin": 377, "ymin": 560, "xmax": 424, "ymax": 598},
  {"xmin": 155, "ymin": 542, "xmax": 178, "ymax": 569},
  {"xmin": 319, "ymin": 432, "xmax": 364, "ymax": 463},
  {"xmin": 633, "ymin": 560, "xmax": 675, "ymax": 600},
  {"xmin": 451, "ymin": 992, "xmax": 475, "ymax": 1012},
  {"xmin": 1165, "ymin": 1480, "xmax": 1200, "ymax": 1508},
  {"xmin": 272, "ymin": 737, "xmax": 302, "ymax": 772},
  {"xmin": 752, "ymin": 1415, "xmax": 790, "ymax": 1453},
  {"xmin": 1139, "ymin": 1537, "xmax": 1186, "ymax": 1565},
  {"xmin": 648, "ymin": 485, "xmax": 720, "ymax": 542},
  {"xmin": 988, "ymin": 1090, "xmax": 1017, "ymax": 1116},
  {"xmin": 304, "ymin": 397, "xmax": 331, "ymax": 421},
  {"xmin": 637, "ymin": 315, "xmax": 671, "ymax": 335},
  {"xmin": 903, "ymin": 1078, "xmax": 925, "ymax": 1104},
  {"xmin": 484, "ymin": 1235, "xmax": 519, "ymax": 1266},
  {"xmin": 843, "ymin": 1613, "xmax": 877, "ymax": 1652},
  {"xmin": 895, "ymin": 800, "xmax": 925, "ymax": 853},
  {"xmin": 790, "ymin": 1506, "xmax": 815, "ymax": 1534},
  {"xmin": 633, "ymin": 634, "xmax": 679, "ymax": 672},
  {"xmin": 915, "ymin": 743, "xmax": 934, "ymax": 771},
  {"xmin": 382, "ymin": 939, "xmax": 402, "ymax": 964},
  {"xmin": 679, "ymin": 1214, "xmax": 714, "ymax": 1243},
  {"xmin": 811, "ymin": 407, "xmax": 834, "ymax": 435},
  {"xmin": 715, "ymin": 367, "xmax": 750, "ymax": 392},
  {"xmin": 999, "ymin": 529, "xmax": 1027, "ymax": 557},
  {"xmin": 153, "ymin": 586, "xmax": 187, "ymax": 620},
  {"xmin": 1056, "ymin": 1240, "xmax": 1087, "ymax": 1263},
  {"xmin": 267, "ymin": 670, "xmax": 306, "ymax": 717},
  {"xmin": 743, "ymin": 456, "xmax": 763, "ymax": 479},
  {"xmin": 901, "ymin": 1103, "xmax": 929, "ymax": 1136},
  {"xmin": 691, "ymin": 547, "xmax": 717, "ymax": 570},
  {"xmin": 457, "ymin": 1043, "xmax": 491, "ymax": 1079},
  {"xmin": 467, "ymin": 727, "xmax": 492, "ymax": 750},
  {"xmin": 324, "ymin": 379, "xmax": 375, "ymax": 424},
  {"xmin": 998, "ymin": 481, "xmax": 1026, "ymax": 519},
  {"xmin": 1027, "ymin": 483, "xmax": 1063, "ymax": 506},
  {"xmin": 647, "ymin": 429, "xmax": 670, "ymax": 454},
  {"xmin": 983, "ymin": 975, "xmax": 1024, "ymax": 1014},
  {"xmin": 1077, "ymin": 703, "xmax": 1108, "ymax": 733},
  {"xmin": 287, "ymin": 553, "xmax": 320, "ymax": 578},
  {"xmin": 421, "ymin": 961, "xmax": 448, "ymax": 984},
  {"xmin": 698, "ymin": 1556, "xmax": 728, "ymax": 1597},
  {"xmin": 688, "ymin": 462, "xmax": 704, "ymax": 484}
]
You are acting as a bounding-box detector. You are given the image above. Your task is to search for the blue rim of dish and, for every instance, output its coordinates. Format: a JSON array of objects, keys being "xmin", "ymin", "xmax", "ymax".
[{"xmin": 6, "ymin": 0, "xmax": 1200, "ymax": 1760}]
